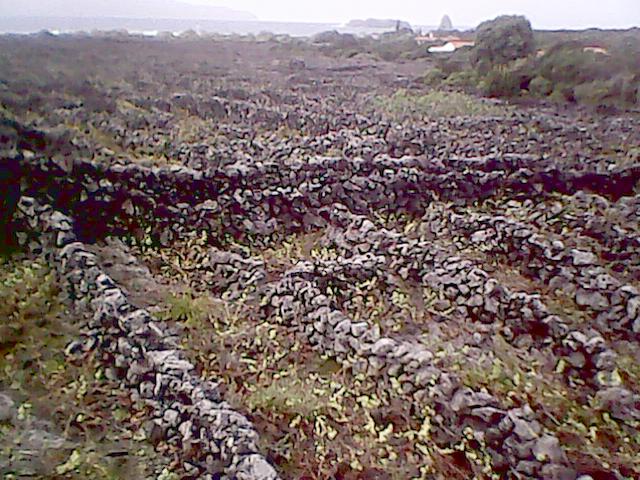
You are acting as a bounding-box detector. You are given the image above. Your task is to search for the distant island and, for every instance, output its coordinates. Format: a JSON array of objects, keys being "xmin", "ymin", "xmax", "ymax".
[
  {"xmin": 346, "ymin": 19, "xmax": 412, "ymax": 30},
  {"xmin": 2, "ymin": 0, "xmax": 257, "ymax": 21}
]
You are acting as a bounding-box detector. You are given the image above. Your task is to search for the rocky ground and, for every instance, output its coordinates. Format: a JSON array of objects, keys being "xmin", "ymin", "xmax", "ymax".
[{"xmin": 1, "ymin": 33, "xmax": 640, "ymax": 479}]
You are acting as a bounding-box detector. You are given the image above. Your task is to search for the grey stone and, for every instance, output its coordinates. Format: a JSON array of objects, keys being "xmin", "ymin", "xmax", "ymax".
[
  {"xmin": 504, "ymin": 435, "xmax": 534, "ymax": 459},
  {"xmin": 451, "ymin": 388, "xmax": 496, "ymax": 412},
  {"xmin": 470, "ymin": 407, "xmax": 505, "ymax": 424},
  {"xmin": 575, "ymin": 289, "xmax": 609, "ymax": 311},
  {"xmin": 163, "ymin": 409, "xmax": 181, "ymax": 427},
  {"xmin": 334, "ymin": 319, "xmax": 352, "ymax": 335},
  {"xmin": 370, "ymin": 338, "xmax": 396, "ymax": 356},
  {"xmin": 18, "ymin": 424, "xmax": 67, "ymax": 451},
  {"xmin": 542, "ymin": 465, "xmax": 578, "ymax": 480},
  {"xmin": 0, "ymin": 393, "xmax": 15, "ymax": 422},
  {"xmin": 433, "ymin": 299, "xmax": 451, "ymax": 311},
  {"xmin": 147, "ymin": 350, "xmax": 194, "ymax": 373},
  {"xmin": 235, "ymin": 453, "xmax": 279, "ymax": 480},
  {"xmin": 484, "ymin": 296, "xmax": 500, "ymax": 314},
  {"xmin": 513, "ymin": 418, "xmax": 541, "ymax": 441},
  {"xmin": 595, "ymin": 387, "xmax": 640, "ymax": 422},
  {"xmin": 594, "ymin": 350, "xmax": 617, "ymax": 371},
  {"xmin": 516, "ymin": 460, "xmax": 538, "ymax": 476},
  {"xmin": 350, "ymin": 322, "xmax": 368, "ymax": 337},
  {"xmin": 567, "ymin": 351, "xmax": 586, "ymax": 368},
  {"xmin": 140, "ymin": 381, "xmax": 155, "ymax": 398},
  {"xmin": 571, "ymin": 249, "xmax": 597, "ymax": 266},
  {"xmin": 466, "ymin": 294, "xmax": 484, "ymax": 307},
  {"xmin": 489, "ymin": 451, "xmax": 509, "ymax": 470},
  {"xmin": 367, "ymin": 356, "xmax": 384, "ymax": 374},
  {"xmin": 627, "ymin": 296, "xmax": 640, "ymax": 319},
  {"xmin": 471, "ymin": 229, "xmax": 493, "ymax": 243},
  {"xmin": 388, "ymin": 362, "xmax": 403, "ymax": 377},
  {"xmin": 414, "ymin": 367, "xmax": 439, "ymax": 387},
  {"xmin": 533, "ymin": 435, "xmax": 563, "ymax": 463}
]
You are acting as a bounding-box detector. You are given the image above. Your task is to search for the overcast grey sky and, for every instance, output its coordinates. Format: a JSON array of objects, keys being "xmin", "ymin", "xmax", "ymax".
[
  {"xmin": 1, "ymin": 0, "xmax": 638, "ymax": 29},
  {"xmin": 187, "ymin": 0, "xmax": 639, "ymax": 29}
]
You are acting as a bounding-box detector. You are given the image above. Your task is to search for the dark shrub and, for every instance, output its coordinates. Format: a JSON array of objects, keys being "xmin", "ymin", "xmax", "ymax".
[
  {"xmin": 574, "ymin": 76, "xmax": 638, "ymax": 108},
  {"xmin": 479, "ymin": 67, "xmax": 521, "ymax": 98},
  {"xmin": 529, "ymin": 76, "xmax": 553, "ymax": 97},
  {"xmin": 621, "ymin": 76, "xmax": 640, "ymax": 106},
  {"xmin": 574, "ymin": 80, "xmax": 613, "ymax": 105},
  {"xmin": 375, "ymin": 38, "xmax": 422, "ymax": 62},
  {"xmin": 471, "ymin": 16, "xmax": 535, "ymax": 72},
  {"xmin": 444, "ymin": 70, "xmax": 478, "ymax": 89},
  {"xmin": 313, "ymin": 31, "xmax": 359, "ymax": 49},
  {"xmin": 537, "ymin": 43, "xmax": 612, "ymax": 85},
  {"xmin": 549, "ymin": 83, "xmax": 576, "ymax": 103},
  {"xmin": 423, "ymin": 68, "xmax": 447, "ymax": 86},
  {"xmin": 609, "ymin": 35, "xmax": 640, "ymax": 77},
  {"xmin": 0, "ymin": 156, "xmax": 21, "ymax": 252},
  {"xmin": 437, "ymin": 47, "xmax": 473, "ymax": 75}
]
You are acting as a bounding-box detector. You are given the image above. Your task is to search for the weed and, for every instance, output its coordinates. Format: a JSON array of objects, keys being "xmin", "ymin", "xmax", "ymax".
[
  {"xmin": 245, "ymin": 369, "xmax": 328, "ymax": 419},
  {"xmin": 459, "ymin": 336, "xmax": 640, "ymax": 473},
  {"xmin": 373, "ymin": 89, "xmax": 508, "ymax": 120},
  {"xmin": 0, "ymin": 257, "xmax": 170, "ymax": 479},
  {"xmin": 161, "ymin": 292, "xmax": 212, "ymax": 325}
]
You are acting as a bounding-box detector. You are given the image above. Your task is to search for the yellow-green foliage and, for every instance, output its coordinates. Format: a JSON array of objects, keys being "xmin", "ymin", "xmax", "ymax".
[
  {"xmin": 374, "ymin": 89, "xmax": 507, "ymax": 120},
  {"xmin": 459, "ymin": 336, "xmax": 640, "ymax": 473},
  {"xmin": 161, "ymin": 292, "xmax": 213, "ymax": 325},
  {"xmin": 0, "ymin": 257, "xmax": 170, "ymax": 479},
  {"xmin": 245, "ymin": 369, "xmax": 328, "ymax": 419},
  {"xmin": 173, "ymin": 289, "xmax": 449, "ymax": 479},
  {"xmin": 0, "ymin": 258, "xmax": 64, "ymax": 359},
  {"xmin": 161, "ymin": 291, "xmax": 246, "ymax": 334}
]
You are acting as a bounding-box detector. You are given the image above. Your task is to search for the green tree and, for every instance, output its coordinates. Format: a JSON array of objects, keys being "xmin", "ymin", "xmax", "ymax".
[{"xmin": 471, "ymin": 15, "xmax": 535, "ymax": 73}]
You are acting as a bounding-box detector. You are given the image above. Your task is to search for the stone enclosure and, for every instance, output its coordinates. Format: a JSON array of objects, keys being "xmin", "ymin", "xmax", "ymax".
[{"xmin": 1, "ymin": 34, "xmax": 640, "ymax": 479}]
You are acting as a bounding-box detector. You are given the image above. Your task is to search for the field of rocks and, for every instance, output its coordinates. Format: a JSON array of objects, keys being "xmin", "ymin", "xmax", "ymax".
[{"xmin": 1, "ymin": 34, "xmax": 640, "ymax": 479}]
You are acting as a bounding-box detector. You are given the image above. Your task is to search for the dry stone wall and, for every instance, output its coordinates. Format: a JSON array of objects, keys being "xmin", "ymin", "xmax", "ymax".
[
  {"xmin": 3, "ymin": 35, "xmax": 640, "ymax": 478},
  {"xmin": 12, "ymin": 196, "xmax": 279, "ymax": 480},
  {"xmin": 424, "ymin": 206, "xmax": 640, "ymax": 338},
  {"xmin": 12, "ymin": 151, "xmax": 640, "ymax": 250},
  {"xmin": 3, "ymin": 122, "xmax": 640, "ymax": 479},
  {"xmin": 258, "ymin": 261, "xmax": 577, "ymax": 478}
]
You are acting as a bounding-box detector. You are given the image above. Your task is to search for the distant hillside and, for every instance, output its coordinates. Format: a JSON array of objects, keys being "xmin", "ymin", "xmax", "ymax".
[
  {"xmin": 2, "ymin": 0, "xmax": 257, "ymax": 21},
  {"xmin": 346, "ymin": 19, "xmax": 412, "ymax": 30},
  {"xmin": 533, "ymin": 27, "xmax": 640, "ymax": 49}
]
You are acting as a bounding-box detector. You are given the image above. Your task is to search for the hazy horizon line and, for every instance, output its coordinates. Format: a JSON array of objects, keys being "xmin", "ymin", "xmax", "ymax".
[{"xmin": 3, "ymin": 16, "xmax": 638, "ymax": 32}]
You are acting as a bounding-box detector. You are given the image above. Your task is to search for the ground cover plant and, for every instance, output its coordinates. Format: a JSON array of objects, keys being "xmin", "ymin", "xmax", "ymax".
[{"xmin": 0, "ymin": 256, "xmax": 170, "ymax": 479}]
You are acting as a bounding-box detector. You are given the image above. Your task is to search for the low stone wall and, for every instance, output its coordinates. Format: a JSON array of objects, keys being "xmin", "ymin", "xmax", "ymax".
[
  {"xmin": 257, "ymin": 262, "xmax": 576, "ymax": 479},
  {"xmin": 4, "ymin": 125, "xmax": 639, "ymax": 478},
  {"xmin": 13, "ymin": 196, "xmax": 279, "ymax": 480},
  {"xmin": 8, "ymin": 176, "xmax": 593, "ymax": 479},
  {"xmin": 428, "ymin": 207, "xmax": 640, "ymax": 338},
  {"xmin": 14, "ymin": 152, "xmax": 640, "ymax": 249}
]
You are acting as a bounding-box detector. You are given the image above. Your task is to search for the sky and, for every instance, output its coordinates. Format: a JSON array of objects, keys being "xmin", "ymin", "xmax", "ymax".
[
  {"xmin": 1, "ymin": 0, "xmax": 638, "ymax": 29},
  {"xmin": 186, "ymin": 0, "xmax": 640, "ymax": 29}
]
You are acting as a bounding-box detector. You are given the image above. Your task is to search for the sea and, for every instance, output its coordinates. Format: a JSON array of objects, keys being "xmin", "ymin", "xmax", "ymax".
[{"xmin": 0, "ymin": 17, "xmax": 438, "ymax": 37}]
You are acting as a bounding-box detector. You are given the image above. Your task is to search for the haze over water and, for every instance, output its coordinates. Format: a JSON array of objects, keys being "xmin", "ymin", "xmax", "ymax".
[{"xmin": 0, "ymin": 17, "xmax": 355, "ymax": 37}]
